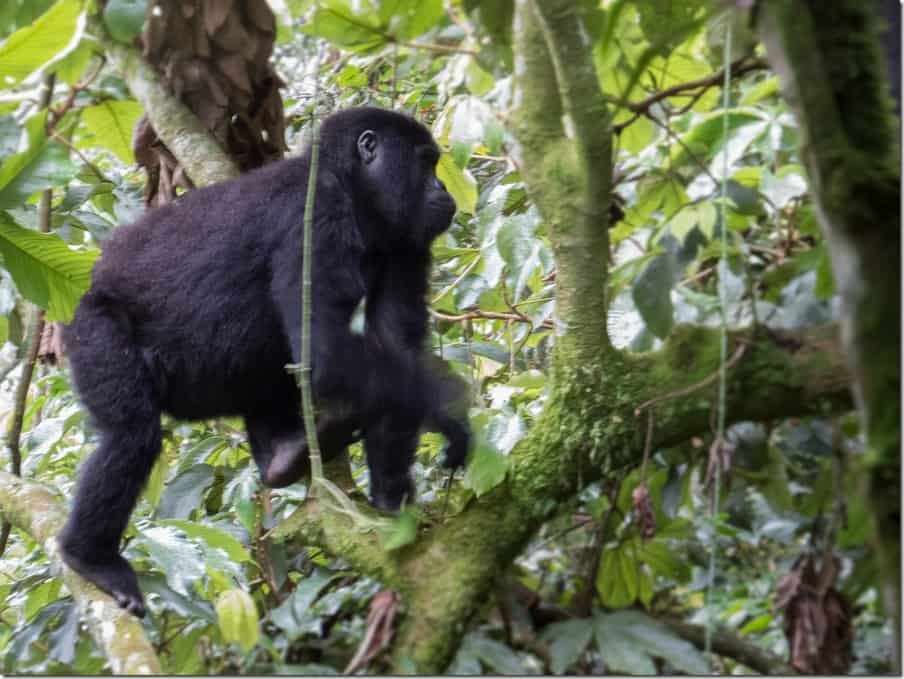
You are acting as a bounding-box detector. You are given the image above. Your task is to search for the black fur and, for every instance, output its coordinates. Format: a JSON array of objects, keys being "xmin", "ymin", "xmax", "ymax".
[{"xmin": 58, "ymin": 107, "xmax": 471, "ymax": 617}]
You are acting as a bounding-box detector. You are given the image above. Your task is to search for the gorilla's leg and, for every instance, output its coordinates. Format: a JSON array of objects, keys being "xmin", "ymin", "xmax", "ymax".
[
  {"xmin": 246, "ymin": 410, "xmax": 308, "ymax": 488},
  {"xmin": 364, "ymin": 415, "xmax": 418, "ymax": 511},
  {"xmin": 247, "ymin": 405, "xmax": 363, "ymax": 488},
  {"xmin": 58, "ymin": 301, "xmax": 161, "ymax": 617}
]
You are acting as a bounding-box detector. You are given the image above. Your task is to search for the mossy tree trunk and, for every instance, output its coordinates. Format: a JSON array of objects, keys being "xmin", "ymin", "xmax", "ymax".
[{"xmin": 757, "ymin": 1, "xmax": 901, "ymax": 669}]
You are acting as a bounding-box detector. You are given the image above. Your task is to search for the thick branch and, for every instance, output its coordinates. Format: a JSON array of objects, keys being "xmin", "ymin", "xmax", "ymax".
[
  {"xmin": 88, "ymin": 16, "xmax": 239, "ymax": 185},
  {"xmin": 0, "ymin": 471, "xmax": 161, "ymax": 674}
]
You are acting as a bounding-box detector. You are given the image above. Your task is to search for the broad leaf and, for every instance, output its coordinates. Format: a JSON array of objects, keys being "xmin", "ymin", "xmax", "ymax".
[
  {"xmin": 437, "ymin": 153, "xmax": 477, "ymax": 214},
  {"xmin": 0, "ymin": 212, "xmax": 97, "ymax": 322},
  {"xmin": 159, "ymin": 519, "xmax": 252, "ymax": 563},
  {"xmin": 0, "ymin": 0, "xmax": 83, "ymax": 86},
  {"xmin": 462, "ymin": 440, "xmax": 509, "ymax": 498},
  {"xmin": 216, "ymin": 589, "xmax": 260, "ymax": 652},
  {"xmin": 594, "ymin": 610, "xmax": 709, "ymax": 675},
  {"xmin": 103, "ymin": 0, "xmax": 147, "ymax": 44},
  {"xmin": 80, "ymin": 100, "xmax": 143, "ymax": 163},
  {"xmin": 541, "ymin": 618, "xmax": 594, "ymax": 674},
  {"xmin": 631, "ymin": 251, "xmax": 677, "ymax": 339},
  {"xmin": 0, "ymin": 113, "xmax": 76, "ymax": 209}
]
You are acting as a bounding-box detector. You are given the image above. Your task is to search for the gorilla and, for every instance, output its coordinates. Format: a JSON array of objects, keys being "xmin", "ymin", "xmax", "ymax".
[{"xmin": 58, "ymin": 107, "xmax": 472, "ymax": 617}]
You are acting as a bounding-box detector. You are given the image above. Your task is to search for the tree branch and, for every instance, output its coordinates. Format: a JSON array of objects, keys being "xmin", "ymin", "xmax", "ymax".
[
  {"xmin": 0, "ymin": 471, "xmax": 161, "ymax": 674},
  {"xmin": 87, "ymin": 15, "xmax": 239, "ymax": 185},
  {"xmin": 662, "ymin": 617, "xmax": 795, "ymax": 675},
  {"xmin": 757, "ymin": 1, "xmax": 900, "ymax": 666}
]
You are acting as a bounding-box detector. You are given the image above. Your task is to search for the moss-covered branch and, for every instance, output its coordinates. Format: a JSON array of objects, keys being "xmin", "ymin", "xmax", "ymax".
[
  {"xmin": 284, "ymin": 322, "xmax": 850, "ymax": 672},
  {"xmin": 88, "ymin": 16, "xmax": 238, "ymax": 186},
  {"xmin": 0, "ymin": 471, "xmax": 161, "ymax": 674},
  {"xmin": 757, "ymin": 1, "xmax": 900, "ymax": 666}
]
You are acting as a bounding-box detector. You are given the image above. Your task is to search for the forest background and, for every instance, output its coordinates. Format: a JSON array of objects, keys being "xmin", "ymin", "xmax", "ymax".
[{"xmin": 0, "ymin": 0, "xmax": 899, "ymax": 675}]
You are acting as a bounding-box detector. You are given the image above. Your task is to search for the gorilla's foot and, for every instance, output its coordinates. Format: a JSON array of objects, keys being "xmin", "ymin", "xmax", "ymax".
[{"xmin": 58, "ymin": 543, "xmax": 146, "ymax": 617}]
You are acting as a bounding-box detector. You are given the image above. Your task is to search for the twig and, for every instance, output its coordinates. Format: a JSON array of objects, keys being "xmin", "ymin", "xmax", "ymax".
[
  {"xmin": 634, "ymin": 342, "xmax": 747, "ymax": 415},
  {"xmin": 430, "ymin": 308, "xmax": 553, "ymax": 329},
  {"xmin": 625, "ymin": 58, "xmax": 767, "ymax": 116}
]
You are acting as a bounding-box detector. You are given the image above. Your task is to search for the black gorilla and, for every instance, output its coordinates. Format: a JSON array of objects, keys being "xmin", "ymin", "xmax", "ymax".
[{"xmin": 58, "ymin": 107, "xmax": 471, "ymax": 617}]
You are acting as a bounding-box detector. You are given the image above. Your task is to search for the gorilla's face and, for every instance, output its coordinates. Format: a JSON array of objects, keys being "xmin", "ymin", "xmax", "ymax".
[{"xmin": 356, "ymin": 127, "xmax": 456, "ymax": 247}]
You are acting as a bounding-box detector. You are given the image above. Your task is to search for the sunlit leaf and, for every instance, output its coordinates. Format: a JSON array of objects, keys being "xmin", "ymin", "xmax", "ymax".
[
  {"xmin": 0, "ymin": 212, "xmax": 97, "ymax": 322},
  {"xmin": 80, "ymin": 100, "xmax": 143, "ymax": 163},
  {"xmin": 0, "ymin": 0, "xmax": 84, "ymax": 86},
  {"xmin": 216, "ymin": 589, "xmax": 260, "ymax": 652}
]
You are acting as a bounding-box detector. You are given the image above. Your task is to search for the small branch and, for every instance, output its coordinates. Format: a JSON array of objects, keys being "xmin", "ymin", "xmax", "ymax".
[
  {"xmin": 430, "ymin": 307, "xmax": 553, "ymax": 330},
  {"xmin": 88, "ymin": 15, "xmax": 239, "ymax": 185},
  {"xmin": 624, "ymin": 58, "xmax": 768, "ymax": 116},
  {"xmin": 635, "ymin": 342, "xmax": 747, "ymax": 414},
  {"xmin": 392, "ymin": 38, "xmax": 477, "ymax": 55}
]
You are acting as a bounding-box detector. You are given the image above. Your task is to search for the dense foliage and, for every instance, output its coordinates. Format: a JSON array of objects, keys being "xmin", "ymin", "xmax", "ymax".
[{"xmin": 0, "ymin": 0, "xmax": 894, "ymax": 674}]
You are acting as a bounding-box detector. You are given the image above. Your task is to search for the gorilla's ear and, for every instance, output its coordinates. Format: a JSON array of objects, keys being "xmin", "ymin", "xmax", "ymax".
[{"xmin": 357, "ymin": 130, "xmax": 378, "ymax": 164}]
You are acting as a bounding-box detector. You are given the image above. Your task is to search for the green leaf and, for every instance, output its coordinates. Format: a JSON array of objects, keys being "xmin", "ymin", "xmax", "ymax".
[
  {"xmin": 159, "ymin": 519, "xmax": 252, "ymax": 563},
  {"xmin": 669, "ymin": 110, "xmax": 763, "ymax": 167},
  {"xmin": 594, "ymin": 610, "xmax": 709, "ymax": 675},
  {"xmin": 379, "ymin": 0, "xmax": 443, "ymax": 40},
  {"xmin": 379, "ymin": 506, "xmax": 419, "ymax": 551},
  {"xmin": 593, "ymin": 612, "xmax": 656, "ymax": 675},
  {"xmin": 270, "ymin": 570, "xmax": 333, "ymax": 640},
  {"xmin": 460, "ymin": 633, "xmax": 526, "ymax": 675},
  {"xmin": 103, "ymin": 0, "xmax": 147, "ymax": 44},
  {"xmin": 80, "ymin": 100, "xmax": 143, "ymax": 163},
  {"xmin": 638, "ymin": 540, "xmax": 690, "ymax": 581},
  {"xmin": 0, "ymin": 0, "xmax": 84, "ymax": 86},
  {"xmin": 541, "ymin": 619, "xmax": 594, "ymax": 674},
  {"xmin": 437, "ymin": 153, "xmax": 477, "ymax": 214},
  {"xmin": 216, "ymin": 588, "xmax": 260, "ymax": 652},
  {"xmin": 142, "ymin": 453, "xmax": 167, "ymax": 508},
  {"xmin": 609, "ymin": 610, "xmax": 709, "ymax": 674},
  {"xmin": 156, "ymin": 464, "xmax": 216, "ymax": 520},
  {"xmin": 303, "ymin": 2, "xmax": 386, "ymax": 53},
  {"xmin": 596, "ymin": 545, "xmax": 637, "ymax": 609},
  {"xmin": 0, "ymin": 212, "xmax": 97, "ymax": 322},
  {"xmin": 462, "ymin": 440, "xmax": 509, "ymax": 498},
  {"xmin": 631, "ymin": 252, "xmax": 677, "ymax": 339},
  {"xmin": 139, "ymin": 525, "xmax": 206, "ymax": 597},
  {"xmin": 0, "ymin": 113, "xmax": 76, "ymax": 209}
]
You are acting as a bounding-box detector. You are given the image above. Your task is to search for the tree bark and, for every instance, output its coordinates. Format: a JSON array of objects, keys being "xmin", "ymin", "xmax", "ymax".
[{"xmin": 757, "ymin": 1, "xmax": 901, "ymax": 668}]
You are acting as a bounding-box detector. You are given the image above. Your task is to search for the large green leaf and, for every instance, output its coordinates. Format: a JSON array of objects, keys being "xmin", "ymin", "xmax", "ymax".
[
  {"xmin": 139, "ymin": 525, "xmax": 206, "ymax": 597},
  {"xmin": 216, "ymin": 588, "xmax": 260, "ymax": 652},
  {"xmin": 593, "ymin": 611, "xmax": 708, "ymax": 675},
  {"xmin": 462, "ymin": 439, "xmax": 510, "ymax": 498},
  {"xmin": 594, "ymin": 610, "xmax": 709, "ymax": 675},
  {"xmin": 631, "ymin": 251, "xmax": 677, "ymax": 339},
  {"xmin": 379, "ymin": 0, "xmax": 443, "ymax": 40},
  {"xmin": 0, "ymin": 113, "xmax": 76, "ymax": 209},
  {"xmin": 79, "ymin": 100, "xmax": 143, "ymax": 163},
  {"xmin": 0, "ymin": 0, "xmax": 84, "ymax": 86},
  {"xmin": 303, "ymin": 1, "xmax": 386, "ymax": 52},
  {"xmin": 541, "ymin": 619, "xmax": 594, "ymax": 674},
  {"xmin": 437, "ymin": 153, "xmax": 477, "ymax": 214},
  {"xmin": 0, "ymin": 212, "xmax": 97, "ymax": 322},
  {"xmin": 158, "ymin": 519, "xmax": 252, "ymax": 563}
]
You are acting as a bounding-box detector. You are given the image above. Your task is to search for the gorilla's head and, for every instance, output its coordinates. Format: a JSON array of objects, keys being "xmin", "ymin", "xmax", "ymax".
[{"xmin": 321, "ymin": 107, "xmax": 456, "ymax": 248}]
